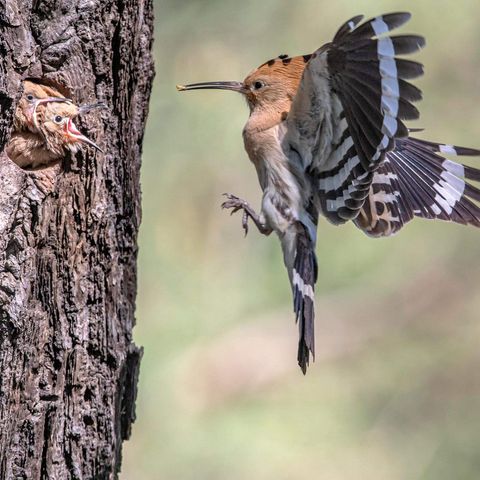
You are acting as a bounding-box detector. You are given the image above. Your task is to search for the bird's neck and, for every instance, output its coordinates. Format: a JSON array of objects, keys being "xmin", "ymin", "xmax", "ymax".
[
  {"xmin": 243, "ymin": 99, "xmax": 293, "ymax": 163},
  {"xmin": 245, "ymin": 102, "xmax": 290, "ymax": 134}
]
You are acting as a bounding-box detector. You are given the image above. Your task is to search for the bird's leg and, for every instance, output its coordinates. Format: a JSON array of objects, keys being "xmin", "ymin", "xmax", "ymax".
[{"xmin": 222, "ymin": 193, "xmax": 272, "ymax": 236}]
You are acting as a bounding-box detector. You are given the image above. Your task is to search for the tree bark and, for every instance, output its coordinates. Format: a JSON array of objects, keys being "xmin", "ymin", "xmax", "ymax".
[{"xmin": 0, "ymin": 1, "xmax": 154, "ymax": 478}]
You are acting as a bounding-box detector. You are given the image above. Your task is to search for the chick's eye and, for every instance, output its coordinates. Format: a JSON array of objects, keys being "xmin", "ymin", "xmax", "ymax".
[
  {"xmin": 53, "ymin": 115, "xmax": 63, "ymax": 124},
  {"xmin": 26, "ymin": 94, "xmax": 34, "ymax": 101},
  {"xmin": 253, "ymin": 81, "xmax": 265, "ymax": 90}
]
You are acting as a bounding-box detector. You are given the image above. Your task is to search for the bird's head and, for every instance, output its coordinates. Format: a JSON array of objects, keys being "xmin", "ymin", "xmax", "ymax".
[
  {"xmin": 177, "ymin": 54, "xmax": 312, "ymax": 120},
  {"xmin": 36, "ymin": 101, "xmax": 103, "ymax": 156},
  {"xmin": 15, "ymin": 81, "xmax": 71, "ymax": 132}
]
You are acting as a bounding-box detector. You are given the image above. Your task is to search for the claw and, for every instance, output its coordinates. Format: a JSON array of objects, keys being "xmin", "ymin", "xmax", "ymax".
[
  {"xmin": 222, "ymin": 193, "xmax": 248, "ymax": 231},
  {"xmin": 221, "ymin": 192, "xmax": 270, "ymax": 236}
]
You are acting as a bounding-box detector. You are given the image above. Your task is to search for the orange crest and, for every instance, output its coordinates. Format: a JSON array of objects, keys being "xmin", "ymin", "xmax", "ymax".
[{"xmin": 242, "ymin": 54, "xmax": 313, "ymax": 110}]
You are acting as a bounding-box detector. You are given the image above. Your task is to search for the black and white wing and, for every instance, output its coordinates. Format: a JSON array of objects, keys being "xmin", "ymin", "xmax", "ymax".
[
  {"xmin": 286, "ymin": 12, "xmax": 425, "ymax": 224},
  {"xmin": 354, "ymin": 136, "xmax": 480, "ymax": 237}
]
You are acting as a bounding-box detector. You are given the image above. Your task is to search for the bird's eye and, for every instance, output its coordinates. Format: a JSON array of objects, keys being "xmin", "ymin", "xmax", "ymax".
[
  {"xmin": 26, "ymin": 94, "xmax": 34, "ymax": 101},
  {"xmin": 253, "ymin": 81, "xmax": 265, "ymax": 90},
  {"xmin": 53, "ymin": 115, "xmax": 64, "ymax": 124}
]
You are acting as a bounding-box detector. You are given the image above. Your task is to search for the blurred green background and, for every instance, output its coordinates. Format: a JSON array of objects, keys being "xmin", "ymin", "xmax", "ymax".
[{"xmin": 122, "ymin": 1, "xmax": 480, "ymax": 479}]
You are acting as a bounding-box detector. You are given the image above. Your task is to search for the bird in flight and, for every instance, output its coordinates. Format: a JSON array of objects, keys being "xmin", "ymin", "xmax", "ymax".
[
  {"xmin": 177, "ymin": 12, "xmax": 480, "ymax": 373},
  {"xmin": 6, "ymin": 81, "xmax": 103, "ymax": 170}
]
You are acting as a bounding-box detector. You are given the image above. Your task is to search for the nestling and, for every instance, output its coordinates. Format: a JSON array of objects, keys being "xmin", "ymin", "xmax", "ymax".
[
  {"xmin": 178, "ymin": 12, "xmax": 480, "ymax": 373},
  {"xmin": 14, "ymin": 80, "xmax": 71, "ymax": 133},
  {"xmin": 6, "ymin": 82, "xmax": 103, "ymax": 170}
]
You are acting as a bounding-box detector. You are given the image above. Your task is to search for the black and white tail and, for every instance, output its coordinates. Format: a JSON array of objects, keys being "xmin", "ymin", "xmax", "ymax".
[
  {"xmin": 355, "ymin": 136, "xmax": 480, "ymax": 237},
  {"xmin": 289, "ymin": 224, "xmax": 318, "ymax": 374}
]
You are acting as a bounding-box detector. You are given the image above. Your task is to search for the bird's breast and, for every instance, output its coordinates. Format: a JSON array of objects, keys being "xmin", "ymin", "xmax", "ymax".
[
  {"xmin": 243, "ymin": 123, "xmax": 288, "ymax": 186},
  {"xmin": 243, "ymin": 122, "xmax": 309, "ymax": 233}
]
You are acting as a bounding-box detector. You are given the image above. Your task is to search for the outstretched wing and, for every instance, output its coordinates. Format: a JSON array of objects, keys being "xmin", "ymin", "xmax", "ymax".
[
  {"xmin": 354, "ymin": 137, "xmax": 480, "ymax": 236},
  {"xmin": 286, "ymin": 12, "xmax": 425, "ymax": 224}
]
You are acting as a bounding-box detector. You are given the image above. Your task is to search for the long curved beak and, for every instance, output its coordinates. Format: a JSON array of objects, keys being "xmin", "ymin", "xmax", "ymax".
[
  {"xmin": 176, "ymin": 81, "xmax": 245, "ymax": 93},
  {"xmin": 66, "ymin": 119, "xmax": 103, "ymax": 153}
]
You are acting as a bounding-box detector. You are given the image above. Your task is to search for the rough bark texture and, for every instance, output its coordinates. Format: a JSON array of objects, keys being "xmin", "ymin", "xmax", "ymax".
[{"xmin": 0, "ymin": 1, "xmax": 154, "ymax": 478}]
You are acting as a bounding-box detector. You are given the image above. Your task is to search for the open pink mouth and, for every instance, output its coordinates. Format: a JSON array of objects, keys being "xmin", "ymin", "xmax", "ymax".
[
  {"xmin": 67, "ymin": 119, "xmax": 82, "ymax": 136},
  {"xmin": 65, "ymin": 118, "xmax": 103, "ymax": 152}
]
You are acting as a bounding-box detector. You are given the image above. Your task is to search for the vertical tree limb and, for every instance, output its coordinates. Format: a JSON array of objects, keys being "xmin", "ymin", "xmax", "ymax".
[{"xmin": 0, "ymin": 1, "xmax": 154, "ymax": 477}]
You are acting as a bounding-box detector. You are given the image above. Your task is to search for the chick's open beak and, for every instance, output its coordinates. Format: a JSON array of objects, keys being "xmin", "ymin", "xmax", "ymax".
[{"xmin": 66, "ymin": 119, "xmax": 103, "ymax": 152}]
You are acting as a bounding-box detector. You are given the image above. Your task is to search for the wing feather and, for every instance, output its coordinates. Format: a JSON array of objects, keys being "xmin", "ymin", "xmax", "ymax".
[
  {"xmin": 286, "ymin": 12, "xmax": 424, "ymax": 224},
  {"xmin": 355, "ymin": 137, "xmax": 480, "ymax": 236}
]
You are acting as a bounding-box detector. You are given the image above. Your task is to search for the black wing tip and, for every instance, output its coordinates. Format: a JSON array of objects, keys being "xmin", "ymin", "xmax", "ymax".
[
  {"xmin": 408, "ymin": 136, "xmax": 480, "ymax": 157},
  {"xmin": 411, "ymin": 35, "xmax": 426, "ymax": 50},
  {"xmin": 398, "ymin": 33, "xmax": 427, "ymax": 48},
  {"xmin": 335, "ymin": 12, "xmax": 413, "ymax": 45},
  {"xmin": 351, "ymin": 11, "xmax": 412, "ymax": 27},
  {"xmin": 361, "ymin": 12, "xmax": 413, "ymax": 31},
  {"xmin": 377, "ymin": 11, "xmax": 412, "ymax": 23},
  {"xmin": 396, "ymin": 59, "xmax": 425, "ymax": 79},
  {"xmin": 442, "ymin": 145, "xmax": 480, "ymax": 156},
  {"xmin": 333, "ymin": 14, "xmax": 365, "ymax": 43},
  {"xmin": 344, "ymin": 14, "xmax": 365, "ymax": 27},
  {"xmin": 387, "ymin": 11, "xmax": 412, "ymax": 18},
  {"xmin": 459, "ymin": 147, "xmax": 480, "ymax": 156}
]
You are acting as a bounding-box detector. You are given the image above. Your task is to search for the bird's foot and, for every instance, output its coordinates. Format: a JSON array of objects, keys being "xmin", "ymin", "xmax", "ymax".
[{"xmin": 221, "ymin": 193, "xmax": 272, "ymax": 236}]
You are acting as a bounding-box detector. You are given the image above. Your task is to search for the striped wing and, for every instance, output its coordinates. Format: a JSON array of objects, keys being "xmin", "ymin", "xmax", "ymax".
[
  {"xmin": 286, "ymin": 12, "xmax": 424, "ymax": 224},
  {"xmin": 355, "ymin": 137, "xmax": 480, "ymax": 236}
]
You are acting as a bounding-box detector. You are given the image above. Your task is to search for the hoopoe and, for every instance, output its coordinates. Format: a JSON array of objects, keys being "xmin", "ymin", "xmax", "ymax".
[
  {"xmin": 14, "ymin": 80, "xmax": 71, "ymax": 133},
  {"xmin": 178, "ymin": 12, "xmax": 480, "ymax": 373},
  {"xmin": 6, "ymin": 82, "xmax": 103, "ymax": 169}
]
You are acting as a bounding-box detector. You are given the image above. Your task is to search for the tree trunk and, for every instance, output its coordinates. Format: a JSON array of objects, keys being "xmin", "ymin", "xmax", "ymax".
[{"xmin": 0, "ymin": 1, "xmax": 154, "ymax": 478}]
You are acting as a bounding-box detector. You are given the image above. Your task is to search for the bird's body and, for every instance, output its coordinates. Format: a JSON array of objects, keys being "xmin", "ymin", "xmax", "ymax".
[
  {"xmin": 178, "ymin": 12, "xmax": 480, "ymax": 372},
  {"xmin": 6, "ymin": 131, "xmax": 57, "ymax": 169},
  {"xmin": 244, "ymin": 124, "xmax": 309, "ymax": 231}
]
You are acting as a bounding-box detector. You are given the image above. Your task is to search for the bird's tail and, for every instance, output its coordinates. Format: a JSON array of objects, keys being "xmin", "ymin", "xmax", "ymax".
[{"xmin": 282, "ymin": 223, "xmax": 318, "ymax": 374}]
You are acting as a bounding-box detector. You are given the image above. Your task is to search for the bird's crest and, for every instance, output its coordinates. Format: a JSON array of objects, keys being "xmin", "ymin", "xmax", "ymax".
[
  {"xmin": 241, "ymin": 54, "xmax": 314, "ymax": 116},
  {"xmin": 247, "ymin": 53, "xmax": 313, "ymax": 85}
]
